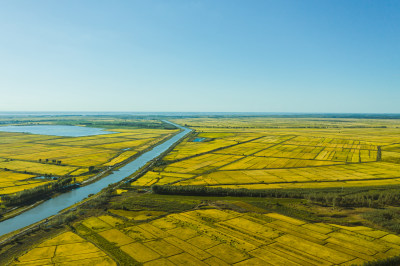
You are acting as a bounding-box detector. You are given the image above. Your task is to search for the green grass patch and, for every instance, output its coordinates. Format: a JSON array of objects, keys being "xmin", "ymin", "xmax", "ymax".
[
  {"xmin": 73, "ymin": 223, "xmax": 139, "ymax": 266},
  {"xmin": 363, "ymin": 207, "xmax": 400, "ymax": 234}
]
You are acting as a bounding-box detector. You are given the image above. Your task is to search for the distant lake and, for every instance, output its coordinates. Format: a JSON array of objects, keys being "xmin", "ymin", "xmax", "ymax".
[{"xmin": 0, "ymin": 125, "xmax": 115, "ymax": 137}]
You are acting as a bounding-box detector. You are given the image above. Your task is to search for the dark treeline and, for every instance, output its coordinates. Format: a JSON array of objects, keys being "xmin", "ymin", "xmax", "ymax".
[
  {"xmin": 77, "ymin": 121, "xmax": 177, "ymax": 130},
  {"xmin": 50, "ymin": 117, "xmax": 178, "ymax": 130},
  {"xmin": 152, "ymin": 185, "xmax": 400, "ymax": 208},
  {"xmin": 1, "ymin": 177, "xmax": 75, "ymax": 207},
  {"xmin": 363, "ymin": 208, "xmax": 400, "ymax": 234},
  {"xmin": 363, "ymin": 255, "xmax": 400, "ymax": 266}
]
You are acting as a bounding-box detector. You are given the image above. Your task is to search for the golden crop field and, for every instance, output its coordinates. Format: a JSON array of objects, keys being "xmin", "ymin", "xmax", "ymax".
[
  {"xmin": 11, "ymin": 231, "xmax": 115, "ymax": 265},
  {"xmin": 0, "ymin": 127, "xmax": 178, "ymax": 195},
  {"xmin": 134, "ymin": 117, "xmax": 400, "ymax": 190},
  {"xmin": 171, "ymin": 117, "xmax": 400, "ymax": 130},
  {"xmin": 14, "ymin": 208, "xmax": 400, "ymax": 265},
  {"xmin": 4, "ymin": 117, "xmax": 400, "ymax": 266},
  {"xmin": 0, "ymin": 170, "xmax": 49, "ymax": 195}
]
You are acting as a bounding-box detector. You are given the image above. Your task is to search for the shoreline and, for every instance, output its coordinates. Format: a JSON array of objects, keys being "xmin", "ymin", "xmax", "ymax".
[{"xmin": 0, "ymin": 122, "xmax": 191, "ymax": 245}]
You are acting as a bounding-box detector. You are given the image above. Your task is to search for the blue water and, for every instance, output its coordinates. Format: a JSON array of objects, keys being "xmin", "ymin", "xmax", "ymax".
[
  {"xmin": 0, "ymin": 125, "xmax": 115, "ymax": 137},
  {"xmin": 0, "ymin": 121, "xmax": 191, "ymax": 236},
  {"xmin": 193, "ymin": 137, "xmax": 206, "ymax": 142}
]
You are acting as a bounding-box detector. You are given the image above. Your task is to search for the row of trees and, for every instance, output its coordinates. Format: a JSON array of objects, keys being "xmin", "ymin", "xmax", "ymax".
[
  {"xmin": 78, "ymin": 120, "xmax": 177, "ymax": 130},
  {"xmin": 151, "ymin": 185, "xmax": 400, "ymax": 208},
  {"xmin": 38, "ymin": 159, "xmax": 62, "ymax": 165},
  {"xmin": 1, "ymin": 177, "xmax": 74, "ymax": 206}
]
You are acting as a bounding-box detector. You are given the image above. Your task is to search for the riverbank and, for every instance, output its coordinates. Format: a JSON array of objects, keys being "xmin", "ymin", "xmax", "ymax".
[
  {"xmin": 0, "ymin": 121, "xmax": 191, "ymax": 240},
  {"xmin": 0, "ymin": 123, "xmax": 184, "ymax": 223}
]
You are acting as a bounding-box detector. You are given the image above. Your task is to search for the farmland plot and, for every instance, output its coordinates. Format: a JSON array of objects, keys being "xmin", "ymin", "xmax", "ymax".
[
  {"xmin": 14, "ymin": 209, "xmax": 398, "ymax": 265},
  {"xmin": 134, "ymin": 117, "xmax": 399, "ymax": 190},
  {"xmin": 11, "ymin": 231, "xmax": 115, "ymax": 266},
  {"xmin": 0, "ymin": 127, "xmax": 178, "ymax": 195}
]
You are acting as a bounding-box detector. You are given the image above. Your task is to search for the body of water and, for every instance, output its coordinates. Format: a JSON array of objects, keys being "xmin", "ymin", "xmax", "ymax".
[
  {"xmin": 0, "ymin": 125, "xmax": 115, "ymax": 137},
  {"xmin": 0, "ymin": 121, "xmax": 191, "ymax": 236}
]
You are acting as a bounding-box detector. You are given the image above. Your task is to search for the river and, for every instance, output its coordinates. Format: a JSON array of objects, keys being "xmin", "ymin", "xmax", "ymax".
[{"xmin": 0, "ymin": 121, "xmax": 191, "ymax": 236}]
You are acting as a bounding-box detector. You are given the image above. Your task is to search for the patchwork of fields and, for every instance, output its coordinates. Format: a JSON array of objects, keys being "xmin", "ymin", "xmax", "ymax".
[
  {"xmin": 135, "ymin": 118, "xmax": 400, "ymax": 190},
  {"xmin": 5, "ymin": 117, "xmax": 400, "ymax": 265},
  {"xmin": 11, "ymin": 231, "xmax": 115, "ymax": 265},
  {"xmin": 0, "ymin": 128, "xmax": 177, "ymax": 195},
  {"xmin": 13, "ymin": 208, "xmax": 400, "ymax": 265}
]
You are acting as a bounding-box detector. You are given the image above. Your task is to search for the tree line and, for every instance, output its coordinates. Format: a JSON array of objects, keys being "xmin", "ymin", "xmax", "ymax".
[
  {"xmin": 1, "ymin": 177, "xmax": 75, "ymax": 207},
  {"xmin": 151, "ymin": 185, "xmax": 400, "ymax": 208}
]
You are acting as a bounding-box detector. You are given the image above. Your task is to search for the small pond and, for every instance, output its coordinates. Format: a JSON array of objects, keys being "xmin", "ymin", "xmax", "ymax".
[
  {"xmin": 0, "ymin": 125, "xmax": 115, "ymax": 137},
  {"xmin": 192, "ymin": 137, "xmax": 206, "ymax": 142}
]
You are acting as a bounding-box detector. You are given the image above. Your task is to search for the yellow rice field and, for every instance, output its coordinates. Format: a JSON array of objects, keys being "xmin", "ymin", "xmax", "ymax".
[
  {"xmin": 134, "ymin": 117, "xmax": 400, "ymax": 189},
  {"xmin": 0, "ymin": 127, "xmax": 177, "ymax": 195},
  {"xmin": 11, "ymin": 231, "xmax": 115, "ymax": 266},
  {"xmin": 14, "ymin": 209, "xmax": 398, "ymax": 265}
]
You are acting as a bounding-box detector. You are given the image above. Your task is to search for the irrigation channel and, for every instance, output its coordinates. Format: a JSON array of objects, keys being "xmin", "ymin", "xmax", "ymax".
[{"xmin": 0, "ymin": 121, "xmax": 191, "ymax": 236}]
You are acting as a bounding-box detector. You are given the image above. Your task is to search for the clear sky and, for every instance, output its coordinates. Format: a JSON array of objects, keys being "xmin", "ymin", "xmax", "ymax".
[{"xmin": 0, "ymin": 0, "xmax": 399, "ymax": 113}]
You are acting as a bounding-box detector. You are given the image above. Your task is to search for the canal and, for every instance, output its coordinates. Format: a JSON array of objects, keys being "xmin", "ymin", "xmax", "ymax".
[{"xmin": 0, "ymin": 121, "xmax": 191, "ymax": 236}]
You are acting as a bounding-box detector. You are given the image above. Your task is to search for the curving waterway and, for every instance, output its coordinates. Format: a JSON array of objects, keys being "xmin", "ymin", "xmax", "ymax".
[{"xmin": 0, "ymin": 121, "xmax": 191, "ymax": 236}]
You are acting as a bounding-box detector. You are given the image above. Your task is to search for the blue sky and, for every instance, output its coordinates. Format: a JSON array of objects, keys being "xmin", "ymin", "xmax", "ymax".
[{"xmin": 0, "ymin": 0, "xmax": 399, "ymax": 113}]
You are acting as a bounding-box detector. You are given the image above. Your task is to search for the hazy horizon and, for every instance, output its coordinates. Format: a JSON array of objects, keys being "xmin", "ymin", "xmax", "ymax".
[
  {"xmin": 1, "ymin": 111, "xmax": 400, "ymax": 117},
  {"xmin": 1, "ymin": 1, "xmax": 399, "ymax": 113}
]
